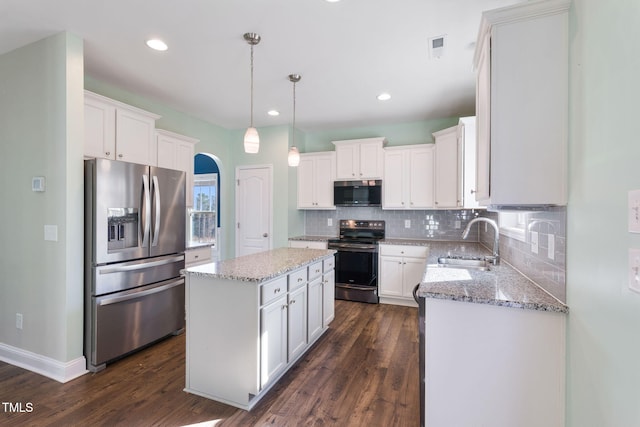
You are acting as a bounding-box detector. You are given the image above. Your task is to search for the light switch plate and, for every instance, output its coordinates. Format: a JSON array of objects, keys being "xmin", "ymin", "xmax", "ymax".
[
  {"xmin": 44, "ymin": 225, "xmax": 58, "ymax": 242},
  {"xmin": 405, "ymin": 219, "xmax": 411, "ymax": 228},
  {"xmin": 629, "ymin": 190, "xmax": 640, "ymax": 233},
  {"xmin": 327, "ymin": 218, "xmax": 333, "ymax": 227},
  {"xmin": 530, "ymin": 231, "xmax": 539, "ymax": 254},
  {"xmin": 629, "ymin": 248, "xmax": 640, "ymax": 293}
]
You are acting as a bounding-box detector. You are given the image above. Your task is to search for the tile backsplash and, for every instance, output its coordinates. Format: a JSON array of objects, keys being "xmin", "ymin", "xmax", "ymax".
[
  {"xmin": 479, "ymin": 209, "xmax": 566, "ymax": 303},
  {"xmin": 304, "ymin": 207, "xmax": 483, "ymax": 240},
  {"xmin": 302, "ymin": 206, "xmax": 567, "ymax": 304}
]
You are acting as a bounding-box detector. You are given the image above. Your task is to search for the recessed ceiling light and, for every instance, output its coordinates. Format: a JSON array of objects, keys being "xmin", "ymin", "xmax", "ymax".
[
  {"xmin": 146, "ymin": 39, "xmax": 168, "ymax": 51},
  {"xmin": 268, "ymin": 110, "xmax": 280, "ymax": 116},
  {"xmin": 325, "ymin": 0, "xmax": 341, "ymax": 3},
  {"xmin": 377, "ymin": 93, "xmax": 391, "ymax": 101}
]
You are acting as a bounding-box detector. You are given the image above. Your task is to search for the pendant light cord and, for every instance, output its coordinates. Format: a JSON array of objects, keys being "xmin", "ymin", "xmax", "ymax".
[
  {"xmin": 250, "ymin": 43, "xmax": 254, "ymax": 127},
  {"xmin": 292, "ymin": 79, "xmax": 296, "ymax": 147}
]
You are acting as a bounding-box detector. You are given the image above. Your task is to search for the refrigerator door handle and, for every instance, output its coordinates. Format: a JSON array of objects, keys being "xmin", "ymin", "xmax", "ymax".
[
  {"xmin": 141, "ymin": 174, "xmax": 151, "ymax": 247},
  {"xmin": 152, "ymin": 175, "xmax": 161, "ymax": 247},
  {"xmin": 97, "ymin": 254, "xmax": 185, "ymax": 274},
  {"xmin": 97, "ymin": 278, "xmax": 184, "ymax": 306}
]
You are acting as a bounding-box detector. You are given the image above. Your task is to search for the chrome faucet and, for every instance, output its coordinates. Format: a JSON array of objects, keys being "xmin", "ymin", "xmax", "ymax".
[{"xmin": 461, "ymin": 217, "xmax": 500, "ymax": 264}]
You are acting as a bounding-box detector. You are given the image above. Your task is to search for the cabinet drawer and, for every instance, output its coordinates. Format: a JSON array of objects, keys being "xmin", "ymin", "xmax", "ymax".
[
  {"xmin": 379, "ymin": 244, "xmax": 428, "ymax": 258},
  {"xmin": 288, "ymin": 267, "xmax": 308, "ymax": 291},
  {"xmin": 308, "ymin": 261, "xmax": 323, "ymax": 281},
  {"xmin": 185, "ymin": 246, "xmax": 212, "ymax": 266},
  {"xmin": 323, "ymin": 256, "xmax": 335, "ymax": 273},
  {"xmin": 261, "ymin": 276, "xmax": 287, "ymax": 306},
  {"xmin": 289, "ymin": 240, "xmax": 328, "ymax": 250}
]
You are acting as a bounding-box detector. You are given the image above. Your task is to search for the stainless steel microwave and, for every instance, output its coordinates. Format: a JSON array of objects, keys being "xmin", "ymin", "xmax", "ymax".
[{"xmin": 333, "ymin": 180, "xmax": 382, "ymax": 206}]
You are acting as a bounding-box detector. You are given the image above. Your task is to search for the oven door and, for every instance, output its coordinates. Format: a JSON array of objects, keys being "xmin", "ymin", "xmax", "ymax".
[{"xmin": 334, "ymin": 249, "xmax": 379, "ymax": 303}]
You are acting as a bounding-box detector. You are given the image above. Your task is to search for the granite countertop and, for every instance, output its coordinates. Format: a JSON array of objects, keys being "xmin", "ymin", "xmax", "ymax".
[
  {"xmin": 288, "ymin": 235, "xmax": 335, "ymax": 242},
  {"xmin": 415, "ymin": 241, "xmax": 568, "ymax": 314},
  {"xmin": 182, "ymin": 247, "xmax": 335, "ymax": 283},
  {"xmin": 186, "ymin": 242, "xmax": 214, "ymax": 250}
]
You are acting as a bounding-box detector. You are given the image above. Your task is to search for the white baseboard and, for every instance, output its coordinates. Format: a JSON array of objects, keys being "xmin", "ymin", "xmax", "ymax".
[{"xmin": 0, "ymin": 343, "xmax": 88, "ymax": 383}]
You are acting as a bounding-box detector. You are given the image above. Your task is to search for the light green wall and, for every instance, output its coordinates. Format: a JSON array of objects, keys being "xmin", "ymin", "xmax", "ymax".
[
  {"xmin": 229, "ymin": 125, "xmax": 305, "ymax": 255},
  {"xmin": 567, "ymin": 0, "xmax": 640, "ymax": 425},
  {"xmin": 0, "ymin": 32, "xmax": 85, "ymax": 362},
  {"xmin": 303, "ymin": 118, "xmax": 459, "ymax": 152}
]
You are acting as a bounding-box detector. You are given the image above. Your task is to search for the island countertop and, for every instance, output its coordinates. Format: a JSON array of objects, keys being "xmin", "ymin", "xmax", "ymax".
[{"xmin": 182, "ymin": 247, "xmax": 335, "ymax": 283}]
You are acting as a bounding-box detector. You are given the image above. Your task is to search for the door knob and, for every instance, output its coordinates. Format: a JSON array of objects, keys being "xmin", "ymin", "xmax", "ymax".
[{"xmin": 263, "ymin": 233, "xmax": 268, "ymax": 237}]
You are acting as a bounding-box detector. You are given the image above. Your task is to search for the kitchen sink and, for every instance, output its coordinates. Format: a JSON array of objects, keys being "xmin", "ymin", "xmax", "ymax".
[{"xmin": 436, "ymin": 256, "xmax": 493, "ymax": 271}]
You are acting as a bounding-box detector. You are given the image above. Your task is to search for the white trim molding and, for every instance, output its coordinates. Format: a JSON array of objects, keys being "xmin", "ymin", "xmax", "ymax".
[{"xmin": 0, "ymin": 343, "xmax": 88, "ymax": 383}]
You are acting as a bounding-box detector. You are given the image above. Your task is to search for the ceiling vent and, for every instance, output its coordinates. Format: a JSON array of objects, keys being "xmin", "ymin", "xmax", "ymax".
[{"xmin": 428, "ymin": 35, "xmax": 446, "ymax": 59}]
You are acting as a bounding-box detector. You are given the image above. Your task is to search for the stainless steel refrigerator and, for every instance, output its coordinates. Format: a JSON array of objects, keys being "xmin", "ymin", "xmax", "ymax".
[{"xmin": 84, "ymin": 158, "xmax": 186, "ymax": 372}]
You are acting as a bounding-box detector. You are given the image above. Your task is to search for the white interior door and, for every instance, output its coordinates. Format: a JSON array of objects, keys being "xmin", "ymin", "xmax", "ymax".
[{"xmin": 236, "ymin": 165, "xmax": 272, "ymax": 257}]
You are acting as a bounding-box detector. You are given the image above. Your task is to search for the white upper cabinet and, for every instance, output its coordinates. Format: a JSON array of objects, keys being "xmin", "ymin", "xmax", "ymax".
[
  {"xmin": 156, "ymin": 129, "xmax": 199, "ymax": 206},
  {"xmin": 333, "ymin": 137, "xmax": 386, "ymax": 180},
  {"xmin": 297, "ymin": 151, "xmax": 336, "ymax": 209},
  {"xmin": 433, "ymin": 126, "xmax": 461, "ymax": 209},
  {"xmin": 84, "ymin": 90, "xmax": 160, "ymax": 165},
  {"xmin": 474, "ymin": 0, "xmax": 570, "ymax": 207},
  {"xmin": 383, "ymin": 144, "xmax": 434, "ymax": 210},
  {"xmin": 459, "ymin": 117, "xmax": 481, "ymax": 209}
]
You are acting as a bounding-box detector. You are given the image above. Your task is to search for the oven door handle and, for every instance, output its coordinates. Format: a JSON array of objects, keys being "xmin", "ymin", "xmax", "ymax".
[
  {"xmin": 336, "ymin": 283, "xmax": 377, "ymax": 291},
  {"xmin": 329, "ymin": 245, "xmax": 378, "ymax": 253}
]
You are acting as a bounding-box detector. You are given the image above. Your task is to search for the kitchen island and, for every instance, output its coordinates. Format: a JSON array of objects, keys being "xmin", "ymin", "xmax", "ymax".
[
  {"xmin": 181, "ymin": 247, "xmax": 335, "ymax": 410},
  {"xmin": 415, "ymin": 242, "xmax": 567, "ymax": 427}
]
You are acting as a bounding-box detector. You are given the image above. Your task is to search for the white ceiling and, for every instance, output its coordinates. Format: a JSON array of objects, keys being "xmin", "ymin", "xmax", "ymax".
[{"xmin": 0, "ymin": 0, "xmax": 522, "ymax": 132}]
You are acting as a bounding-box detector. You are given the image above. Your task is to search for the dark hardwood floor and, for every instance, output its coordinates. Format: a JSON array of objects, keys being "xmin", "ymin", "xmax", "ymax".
[{"xmin": 0, "ymin": 301, "xmax": 419, "ymax": 427}]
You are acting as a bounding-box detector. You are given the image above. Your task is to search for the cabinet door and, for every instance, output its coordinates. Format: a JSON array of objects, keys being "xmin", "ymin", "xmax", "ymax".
[
  {"xmin": 434, "ymin": 127, "xmax": 461, "ymax": 208},
  {"xmin": 288, "ymin": 285, "xmax": 308, "ymax": 361},
  {"xmin": 297, "ymin": 156, "xmax": 316, "ymax": 208},
  {"xmin": 84, "ymin": 96, "xmax": 116, "ymax": 159},
  {"xmin": 314, "ymin": 154, "xmax": 335, "ymax": 208},
  {"xmin": 379, "ymin": 256, "xmax": 404, "ymax": 297},
  {"xmin": 402, "ymin": 257, "xmax": 427, "ymax": 298},
  {"xmin": 335, "ymin": 144, "xmax": 358, "ymax": 179},
  {"xmin": 322, "ymin": 269, "xmax": 335, "ymax": 326},
  {"xmin": 359, "ymin": 141, "xmax": 383, "ymax": 179},
  {"xmin": 308, "ymin": 276, "xmax": 324, "ymax": 343},
  {"xmin": 383, "ymin": 150, "xmax": 406, "ymax": 209},
  {"xmin": 156, "ymin": 136, "xmax": 175, "ymax": 169},
  {"xmin": 260, "ymin": 295, "xmax": 288, "ymax": 388},
  {"xmin": 115, "ymin": 108, "xmax": 156, "ymax": 165},
  {"xmin": 475, "ymin": 32, "xmax": 491, "ymax": 204},
  {"xmin": 408, "ymin": 147, "xmax": 434, "ymax": 209}
]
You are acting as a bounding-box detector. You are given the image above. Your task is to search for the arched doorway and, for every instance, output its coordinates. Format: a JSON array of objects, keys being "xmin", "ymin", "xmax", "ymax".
[{"xmin": 190, "ymin": 153, "xmax": 222, "ymax": 260}]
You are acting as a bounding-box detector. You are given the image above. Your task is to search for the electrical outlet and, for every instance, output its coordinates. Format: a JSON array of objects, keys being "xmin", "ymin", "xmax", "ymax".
[
  {"xmin": 629, "ymin": 190, "xmax": 640, "ymax": 233},
  {"xmin": 404, "ymin": 219, "xmax": 411, "ymax": 228},
  {"xmin": 548, "ymin": 234, "xmax": 555, "ymax": 260},
  {"xmin": 454, "ymin": 220, "xmax": 461, "ymax": 229},
  {"xmin": 44, "ymin": 225, "xmax": 58, "ymax": 241},
  {"xmin": 16, "ymin": 313, "xmax": 23, "ymax": 330},
  {"xmin": 327, "ymin": 218, "xmax": 333, "ymax": 227},
  {"xmin": 629, "ymin": 248, "xmax": 640, "ymax": 293},
  {"xmin": 530, "ymin": 231, "xmax": 539, "ymax": 254}
]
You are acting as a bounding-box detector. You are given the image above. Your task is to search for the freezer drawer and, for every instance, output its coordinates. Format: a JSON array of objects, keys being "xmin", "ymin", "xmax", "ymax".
[{"xmin": 87, "ymin": 277, "xmax": 185, "ymax": 371}]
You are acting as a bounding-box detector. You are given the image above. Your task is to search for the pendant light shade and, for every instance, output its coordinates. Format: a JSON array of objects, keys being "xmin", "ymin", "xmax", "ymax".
[
  {"xmin": 288, "ymin": 146, "xmax": 300, "ymax": 167},
  {"xmin": 288, "ymin": 74, "xmax": 302, "ymax": 167},
  {"xmin": 243, "ymin": 33, "xmax": 261, "ymax": 153},
  {"xmin": 244, "ymin": 127, "xmax": 260, "ymax": 153}
]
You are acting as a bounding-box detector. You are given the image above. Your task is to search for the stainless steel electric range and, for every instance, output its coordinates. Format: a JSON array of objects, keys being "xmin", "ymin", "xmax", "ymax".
[{"xmin": 327, "ymin": 220, "xmax": 385, "ymax": 304}]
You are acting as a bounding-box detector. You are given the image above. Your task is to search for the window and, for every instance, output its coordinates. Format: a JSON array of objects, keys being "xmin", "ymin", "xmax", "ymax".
[
  {"xmin": 498, "ymin": 211, "xmax": 528, "ymax": 242},
  {"xmin": 190, "ymin": 173, "xmax": 218, "ymax": 244}
]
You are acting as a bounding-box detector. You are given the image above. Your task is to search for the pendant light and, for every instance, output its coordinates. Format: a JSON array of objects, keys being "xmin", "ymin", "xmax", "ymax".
[
  {"xmin": 288, "ymin": 74, "xmax": 301, "ymax": 167},
  {"xmin": 243, "ymin": 32, "xmax": 261, "ymax": 153}
]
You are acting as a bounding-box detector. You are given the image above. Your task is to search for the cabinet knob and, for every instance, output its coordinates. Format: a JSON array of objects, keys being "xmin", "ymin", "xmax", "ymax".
[
  {"xmin": 298, "ymin": 277, "xmax": 303, "ymax": 282},
  {"xmin": 194, "ymin": 255, "xmax": 199, "ymax": 259},
  {"xmin": 118, "ymin": 153, "xmax": 123, "ymax": 158},
  {"xmin": 290, "ymin": 299, "xmax": 296, "ymax": 304},
  {"xmin": 263, "ymin": 233, "xmax": 268, "ymax": 237},
  {"xmin": 470, "ymin": 189, "xmax": 476, "ymax": 194},
  {"xmin": 274, "ymin": 288, "xmax": 281, "ymax": 294},
  {"xmin": 282, "ymin": 304, "xmax": 288, "ymax": 310},
  {"xmin": 105, "ymin": 151, "xmax": 110, "ymax": 156}
]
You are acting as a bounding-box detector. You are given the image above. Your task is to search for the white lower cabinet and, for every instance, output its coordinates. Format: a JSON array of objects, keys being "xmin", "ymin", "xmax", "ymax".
[
  {"xmin": 379, "ymin": 244, "xmax": 428, "ymax": 306},
  {"xmin": 184, "ymin": 254, "xmax": 335, "ymax": 410},
  {"xmin": 423, "ymin": 298, "xmax": 566, "ymax": 427},
  {"xmin": 260, "ymin": 292, "xmax": 288, "ymax": 388},
  {"xmin": 287, "ymin": 284, "xmax": 308, "ymax": 361}
]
